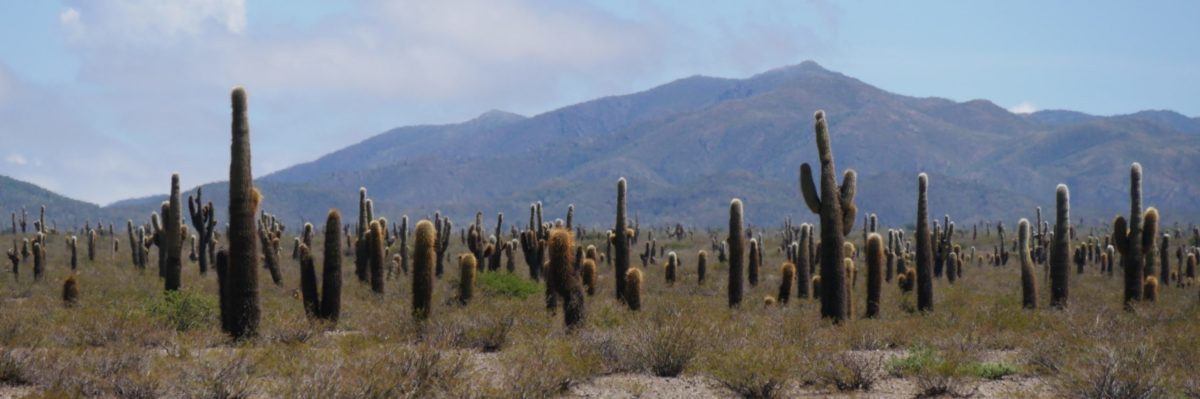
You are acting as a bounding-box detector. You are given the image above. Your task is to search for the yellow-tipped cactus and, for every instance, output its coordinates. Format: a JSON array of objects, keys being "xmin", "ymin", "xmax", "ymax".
[{"xmin": 625, "ymin": 267, "xmax": 643, "ymax": 311}]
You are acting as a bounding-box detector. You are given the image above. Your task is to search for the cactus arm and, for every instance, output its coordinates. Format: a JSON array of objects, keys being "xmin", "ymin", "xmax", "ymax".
[{"xmin": 799, "ymin": 163, "xmax": 821, "ymax": 214}]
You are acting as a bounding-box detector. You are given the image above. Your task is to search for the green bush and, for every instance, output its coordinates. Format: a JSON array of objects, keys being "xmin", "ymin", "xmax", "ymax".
[
  {"xmin": 146, "ymin": 290, "xmax": 218, "ymax": 332},
  {"xmin": 478, "ymin": 272, "xmax": 541, "ymax": 300},
  {"xmin": 888, "ymin": 346, "xmax": 940, "ymax": 377},
  {"xmin": 967, "ymin": 361, "xmax": 1019, "ymax": 380}
]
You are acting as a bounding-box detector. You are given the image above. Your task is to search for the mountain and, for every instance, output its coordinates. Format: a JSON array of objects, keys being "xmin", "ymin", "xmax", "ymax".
[
  {"xmin": 0, "ymin": 175, "xmax": 105, "ymax": 232},
  {"xmin": 5, "ymin": 61, "xmax": 1199, "ymax": 231}
]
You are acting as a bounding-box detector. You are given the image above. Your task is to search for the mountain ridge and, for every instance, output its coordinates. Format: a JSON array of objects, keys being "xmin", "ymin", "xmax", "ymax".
[{"xmin": 4, "ymin": 61, "xmax": 1199, "ymax": 230}]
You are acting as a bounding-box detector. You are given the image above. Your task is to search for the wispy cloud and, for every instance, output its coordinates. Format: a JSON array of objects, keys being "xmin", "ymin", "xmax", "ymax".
[
  {"xmin": 1008, "ymin": 101, "xmax": 1038, "ymax": 114},
  {"xmin": 5, "ymin": 154, "xmax": 27, "ymax": 166}
]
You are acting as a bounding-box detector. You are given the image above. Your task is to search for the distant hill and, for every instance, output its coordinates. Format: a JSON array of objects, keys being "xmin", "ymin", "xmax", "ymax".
[{"xmin": 5, "ymin": 61, "xmax": 1199, "ymax": 231}]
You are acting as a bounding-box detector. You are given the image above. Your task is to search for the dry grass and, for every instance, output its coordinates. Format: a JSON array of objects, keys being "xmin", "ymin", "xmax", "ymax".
[{"xmin": 0, "ymin": 230, "xmax": 1197, "ymax": 397}]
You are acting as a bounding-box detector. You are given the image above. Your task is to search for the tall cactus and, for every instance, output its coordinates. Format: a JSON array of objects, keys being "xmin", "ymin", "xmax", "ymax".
[
  {"xmin": 1018, "ymin": 219, "xmax": 1037, "ymax": 309},
  {"xmin": 728, "ymin": 199, "xmax": 745, "ymax": 308},
  {"xmin": 355, "ymin": 188, "xmax": 369, "ymax": 282},
  {"xmin": 797, "ymin": 224, "xmax": 812, "ymax": 299},
  {"xmin": 222, "ymin": 86, "xmax": 260, "ymax": 339},
  {"xmin": 1050, "ymin": 184, "xmax": 1071, "ymax": 309},
  {"xmin": 1141, "ymin": 209, "xmax": 1160, "ymax": 298},
  {"xmin": 1112, "ymin": 163, "xmax": 1147, "ymax": 307},
  {"xmin": 799, "ymin": 111, "xmax": 857, "ymax": 322},
  {"xmin": 748, "ymin": 238, "xmax": 759, "ymax": 287},
  {"xmin": 299, "ymin": 244, "xmax": 319, "ymax": 318},
  {"xmin": 779, "ymin": 262, "xmax": 795, "ymax": 305},
  {"xmin": 614, "ymin": 178, "xmax": 630, "ymax": 302},
  {"xmin": 458, "ymin": 254, "xmax": 476, "ymax": 305},
  {"xmin": 915, "ymin": 173, "xmax": 934, "ymax": 312},
  {"xmin": 164, "ymin": 173, "xmax": 183, "ymax": 291}
]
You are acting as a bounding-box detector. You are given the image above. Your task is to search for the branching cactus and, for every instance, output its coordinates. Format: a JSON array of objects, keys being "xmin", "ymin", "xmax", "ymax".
[
  {"xmin": 799, "ymin": 111, "xmax": 857, "ymax": 322},
  {"xmin": 1050, "ymin": 184, "xmax": 1071, "ymax": 309},
  {"xmin": 187, "ymin": 187, "xmax": 217, "ymax": 275}
]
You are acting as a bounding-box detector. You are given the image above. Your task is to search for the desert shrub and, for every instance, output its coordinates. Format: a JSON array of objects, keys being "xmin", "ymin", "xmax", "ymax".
[
  {"xmin": 1057, "ymin": 345, "xmax": 1164, "ymax": 399},
  {"xmin": 500, "ymin": 336, "xmax": 600, "ymax": 398},
  {"xmin": 628, "ymin": 310, "xmax": 704, "ymax": 377},
  {"xmin": 478, "ymin": 271, "xmax": 541, "ymax": 299},
  {"xmin": 184, "ymin": 353, "xmax": 256, "ymax": 399},
  {"xmin": 146, "ymin": 290, "xmax": 218, "ymax": 332},
  {"xmin": 428, "ymin": 311, "xmax": 516, "ymax": 352},
  {"xmin": 702, "ymin": 332, "xmax": 796, "ymax": 399},
  {"xmin": 815, "ymin": 351, "xmax": 883, "ymax": 391},
  {"xmin": 0, "ymin": 348, "xmax": 30, "ymax": 385}
]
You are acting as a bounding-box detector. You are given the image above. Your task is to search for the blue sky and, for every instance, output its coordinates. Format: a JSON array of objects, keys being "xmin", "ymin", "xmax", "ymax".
[{"xmin": 0, "ymin": 0, "xmax": 1196, "ymax": 204}]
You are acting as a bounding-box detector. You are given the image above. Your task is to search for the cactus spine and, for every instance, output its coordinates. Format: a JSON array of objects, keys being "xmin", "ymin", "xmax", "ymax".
[
  {"xmin": 222, "ymin": 86, "xmax": 260, "ymax": 339},
  {"xmin": 1018, "ymin": 219, "xmax": 1037, "ymax": 309},
  {"xmin": 866, "ymin": 233, "xmax": 883, "ymax": 318},
  {"xmin": 915, "ymin": 173, "xmax": 934, "ymax": 312},
  {"xmin": 614, "ymin": 178, "xmax": 630, "ymax": 302},
  {"xmin": 413, "ymin": 220, "xmax": 436, "ymax": 321},
  {"xmin": 1049, "ymin": 184, "xmax": 1071, "ymax": 309},
  {"xmin": 799, "ymin": 111, "xmax": 857, "ymax": 322},
  {"xmin": 728, "ymin": 199, "xmax": 745, "ymax": 308}
]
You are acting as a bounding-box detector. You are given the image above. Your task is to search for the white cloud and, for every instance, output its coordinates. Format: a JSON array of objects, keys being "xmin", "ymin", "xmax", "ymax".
[
  {"xmin": 16, "ymin": 1, "xmax": 835, "ymax": 204},
  {"xmin": 5, "ymin": 154, "xmax": 27, "ymax": 166},
  {"xmin": 60, "ymin": 0, "xmax": 245, "ymax": 44},
  {"xmin": 1009, "ymin": 101, "xmax": 1038, "ymax": 114}
]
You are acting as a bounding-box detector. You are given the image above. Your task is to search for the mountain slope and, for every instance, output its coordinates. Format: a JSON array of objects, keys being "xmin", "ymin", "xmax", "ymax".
[{"xmin": 6, "ymin": 61, "xmax": 1199, "ymax": 229}]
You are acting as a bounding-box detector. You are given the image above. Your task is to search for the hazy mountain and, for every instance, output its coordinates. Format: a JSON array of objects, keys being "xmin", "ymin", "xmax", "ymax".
[{"xmin": 5, "ymin": 61, "xmax": 1199, "ymax": 231}]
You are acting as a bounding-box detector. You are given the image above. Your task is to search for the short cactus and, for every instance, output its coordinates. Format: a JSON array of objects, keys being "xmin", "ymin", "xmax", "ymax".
[
  {"xmin": 368, "ymin": 220, "xmax": 385, "ymax": 294},
  {"xmin": 866, "ymin": 233, "xmax": 883, "ymax": 318},
  {"xmin": 581, "ymin": 258, "xmax": 596, "ymax": 296},
  {"xmin": 412, "ymin": 220, "xmax": 436, "ymax": 321},
  {"xmin": 62, "ymin": 275, "xmax": 79, "ymax": 307},
  {"xmin": 458, "ymin": 254, "xmax": 477, "ymax": 305},
  {"xmin": 748, "ymin": 238, "xmax": 760, "ymax": 287},
  {"xmin": 624, "ymin": 267, "xmax": 643, "ymax": 311},
  {"xmin": 778, "ymin": 262, "xmax": 795, "ymax": 305},
  {"xmin": 319, "ymin": 209, "xmax": 343, "ymax": 322},
  {"xmin": 547, "ymin": 228, "xmax": 586, "ymax": 328},
  {"xmin": 697, "ymin": 250, "xmax": 707, "ymax": 284},
  {"xmin": 665, "ymin": 251, "xmax": 678, "ymax": 284},
  {"xmin": 1143, "ymin": 276, "xmax": 1159, "ymax": 302}
]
